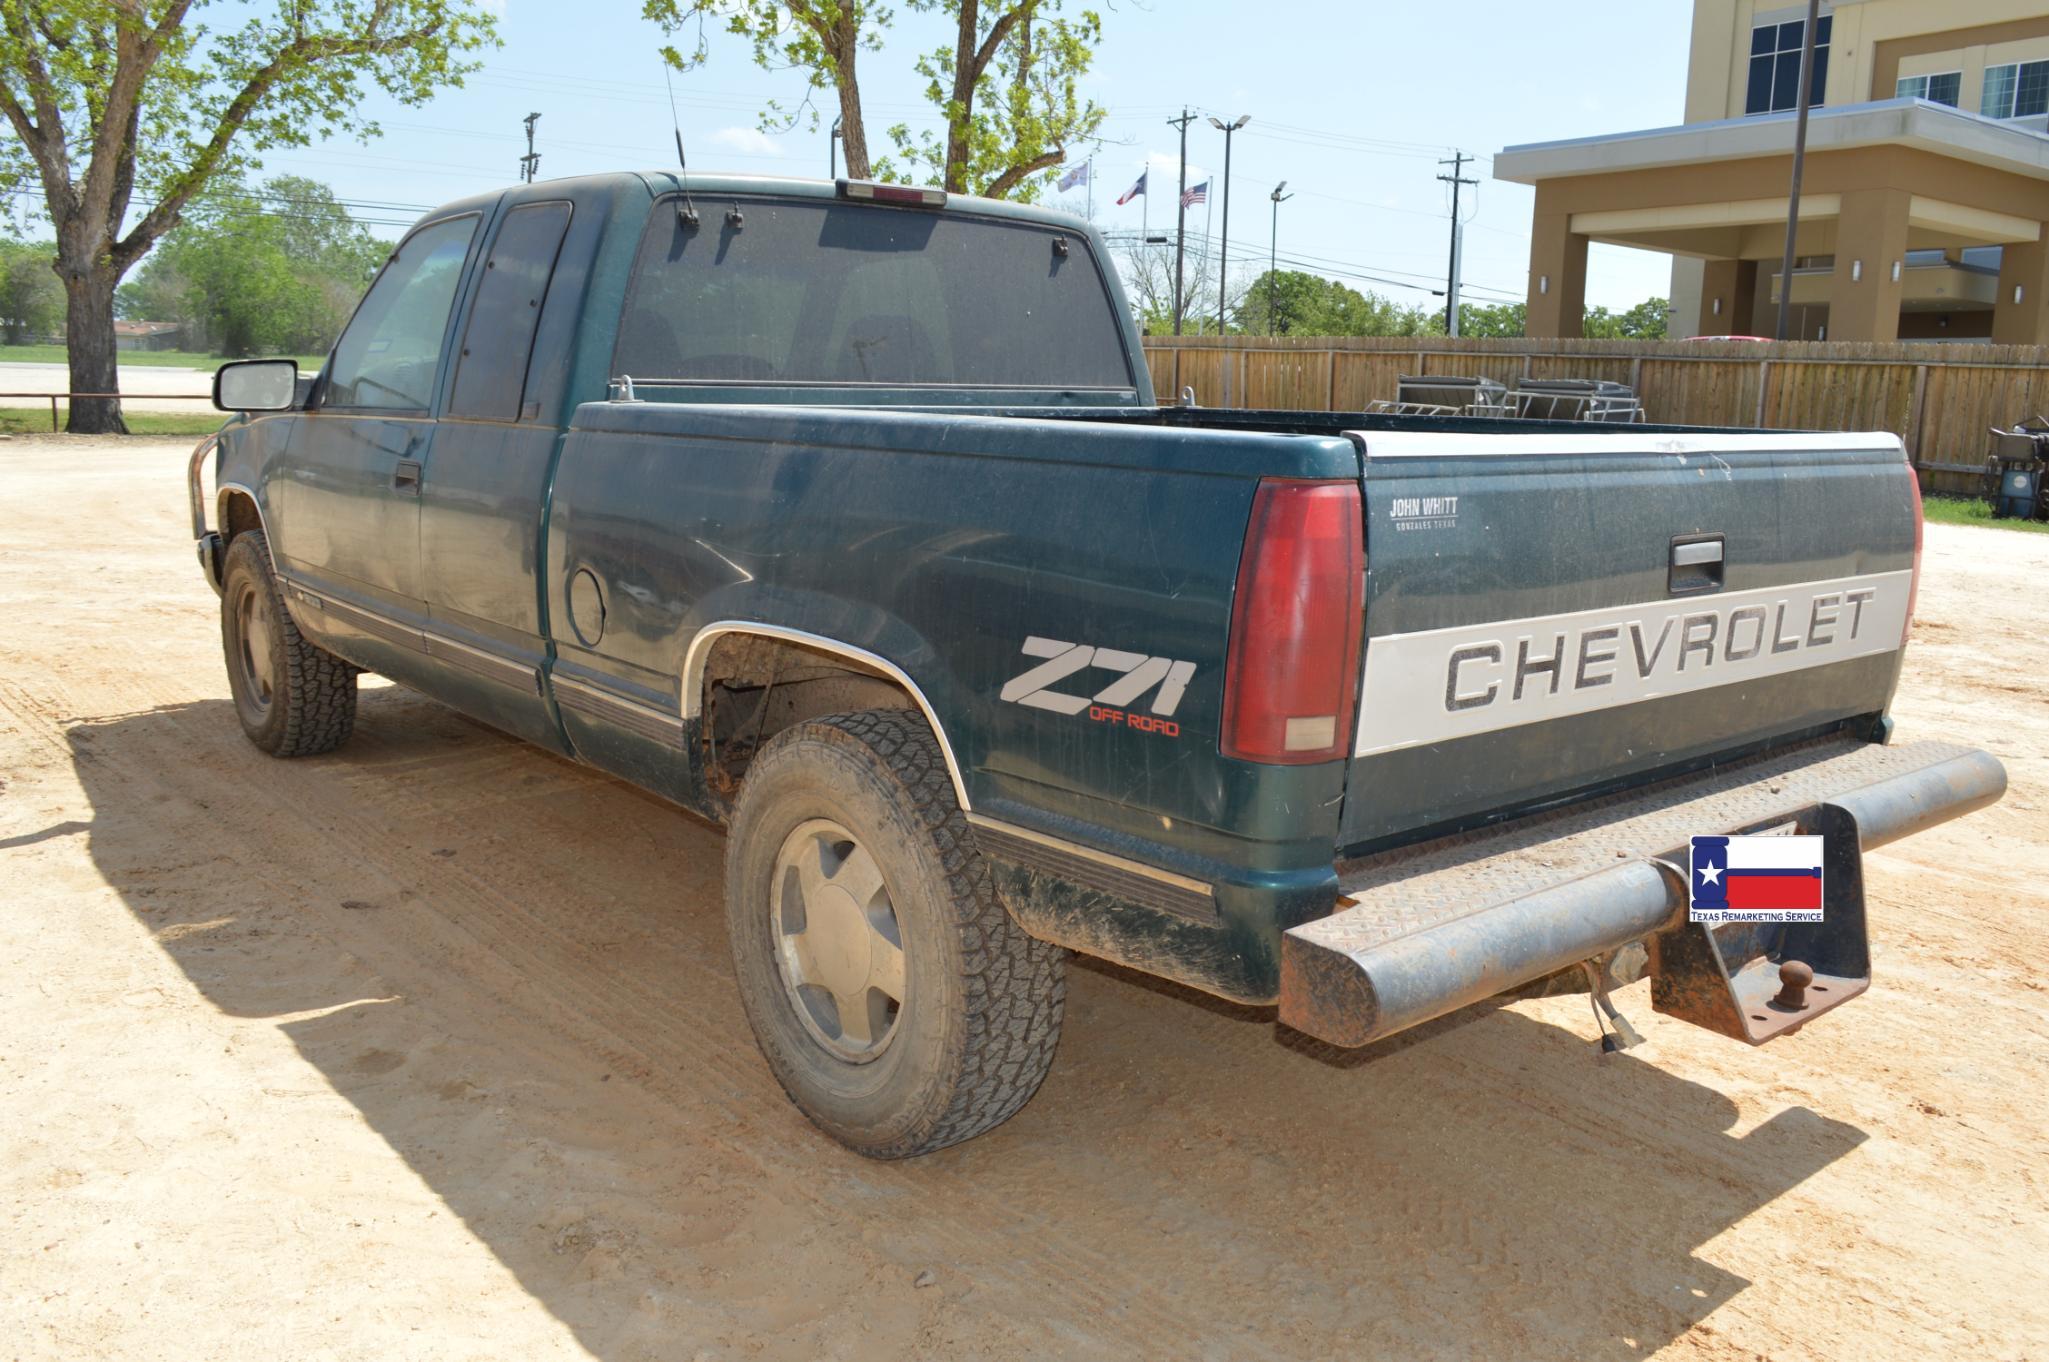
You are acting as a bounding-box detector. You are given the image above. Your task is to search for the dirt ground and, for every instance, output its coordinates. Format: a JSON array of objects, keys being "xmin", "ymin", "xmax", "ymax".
[{"xmin": 2, "ymin": 436, "xmax": 2045, "ymax": 1362}]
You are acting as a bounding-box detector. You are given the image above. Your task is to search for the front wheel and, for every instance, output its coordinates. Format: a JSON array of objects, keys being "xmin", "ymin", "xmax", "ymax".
[
  {"xmin": 220, "ymin": 531, "xmax": 357, "ymax": 757},
  {"xmin": 724, "ymin": 709, "xmax": 1066, "ymax": 1158}
]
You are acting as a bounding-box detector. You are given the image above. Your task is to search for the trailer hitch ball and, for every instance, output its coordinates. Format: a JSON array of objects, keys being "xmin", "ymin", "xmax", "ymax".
[{"xmin": 1770, "ymin": 959, "xmax": 1814, "ymax": 1011}]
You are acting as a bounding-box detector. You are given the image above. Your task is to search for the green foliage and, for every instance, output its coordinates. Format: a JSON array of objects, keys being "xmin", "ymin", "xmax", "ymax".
[
  {"xmin": 0, "ymin": 404, "xmax": 223, "ymax": 436},
  {"xmin": 1456, "ymin": 300, "xmax": 1525, "ymax": 338},
  {"xmin": 0, "ymin": 238, "xmax": 63, "ymax": 342},
  {"xmin": 1922, "ymin": 494, "xmax": 2049, "ymax": 535},
  {"xmin": 1, "ymin": 0, "xmax": 498, "ymax": 430},
  {"xmin": 1, "ymin": 1, "xmax": 498, "ymax": 266},
  {"xmin": 645, "ymin": 0, "xmax": 1106, "ymax": 200},
  {"xmin": 644, "ymin": 2, "xmax": 880, "ymax": 138},
  {"xmin": 1233, "ymin": 269, "xmax": 1446, "ymax": 337},
  {"xmin": 882, "ymin": 2, "xmax": 1105, "ymax": 200},
  {"xmin": 117, "ymin": 174, "xmax": 384, "ymax": 357},
  {"xmin": 1583, "ymin": 297, "xmax": 1670, "ymax": 340}
]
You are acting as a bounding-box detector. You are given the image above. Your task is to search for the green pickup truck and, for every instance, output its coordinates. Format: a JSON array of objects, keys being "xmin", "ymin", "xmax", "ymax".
[{"xmin": 188, "ymin": 172, "xmax": 2005, "ymax": 1158}]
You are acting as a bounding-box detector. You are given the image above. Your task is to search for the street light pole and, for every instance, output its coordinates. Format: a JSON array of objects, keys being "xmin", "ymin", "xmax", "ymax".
[
  {"xmin": 1169, "ymin": 109, "xmax": 1196, "ymax": 335},
  {"xmin": 1774, "ymin": 0, "xmax": 1822, "ymax": 341},
  {"xmin": 1268, "ymin": 181, "xmax": 1292, "ymax": 335},
  {"xmin": 1208, "ymin": 115, "xmax": 1250, "ymax": 334}
]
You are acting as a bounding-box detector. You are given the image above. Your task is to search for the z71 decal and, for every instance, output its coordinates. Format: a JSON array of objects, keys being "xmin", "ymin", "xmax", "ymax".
[{"xmin": 1000, "ymin": 636, "xmax": 1196, "ymax": 737}]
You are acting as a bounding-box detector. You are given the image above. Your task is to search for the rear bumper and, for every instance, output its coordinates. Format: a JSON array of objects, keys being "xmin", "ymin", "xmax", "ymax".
[{"xmin": 1280, "ymin": 738, "xmax": 2005, "ymax": 1048}]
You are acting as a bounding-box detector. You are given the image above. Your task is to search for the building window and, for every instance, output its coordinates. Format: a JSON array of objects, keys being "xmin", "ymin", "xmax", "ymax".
[
  {"xmin": 1982, "ymin": 61, "xmax": 2049, "ymax": 120},
  {"xmin": 1896, "ymin": 72, "xmax": 1961, "ymax": 107},
  {"xmin": 1745, "ymin": 14, "xmax": 1830, "ymax": 116}
]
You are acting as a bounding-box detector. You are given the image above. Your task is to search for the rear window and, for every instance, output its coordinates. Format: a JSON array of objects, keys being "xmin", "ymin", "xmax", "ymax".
[{"xmin": 614, "ymin": 197, "xmax": 1132, "ymax": 390}]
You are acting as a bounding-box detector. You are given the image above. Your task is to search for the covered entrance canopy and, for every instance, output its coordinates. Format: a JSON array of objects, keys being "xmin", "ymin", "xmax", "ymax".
[{"xmin": 1496, "ymin": 98, "xmax": 2049, "ymax": 342}]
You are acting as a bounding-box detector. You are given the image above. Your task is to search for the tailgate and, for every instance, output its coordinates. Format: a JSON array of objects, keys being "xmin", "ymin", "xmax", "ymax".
[{"xmin": 1337, "ymin": 429, "xmax": 1918, "ymax": 852}]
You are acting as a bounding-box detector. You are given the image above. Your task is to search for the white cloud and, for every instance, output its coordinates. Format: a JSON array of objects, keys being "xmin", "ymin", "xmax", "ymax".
[{"xmin": 709, "ymin": 126, "xmax": 782, "ymax": 159}]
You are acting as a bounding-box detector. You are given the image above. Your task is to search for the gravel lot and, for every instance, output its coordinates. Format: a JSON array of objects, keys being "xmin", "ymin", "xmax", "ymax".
[{"xmin": 3, "ymin": 436, "xmax": 2045, "ymax": 1361}]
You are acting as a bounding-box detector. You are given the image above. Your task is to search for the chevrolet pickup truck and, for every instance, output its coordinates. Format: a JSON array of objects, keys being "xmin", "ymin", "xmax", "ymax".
[{"xmin": 188, "ymin": 172, "xmax": 2005, "ymax": 1158}]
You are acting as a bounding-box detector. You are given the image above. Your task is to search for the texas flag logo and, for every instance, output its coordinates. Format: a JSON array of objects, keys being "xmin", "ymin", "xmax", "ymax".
[{"xmin": 1689, "ymin": 834, "xmax": 1825, "ymax": 923}]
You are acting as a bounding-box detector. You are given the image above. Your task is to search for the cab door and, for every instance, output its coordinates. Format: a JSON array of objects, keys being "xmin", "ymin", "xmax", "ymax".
[
  {"xmin": 417, "ymin": 198, "xmax": 580, "ymax": 749},
  {"xmin": 274, "ymin": 213, "xmax": 481, "ymax": 684}
]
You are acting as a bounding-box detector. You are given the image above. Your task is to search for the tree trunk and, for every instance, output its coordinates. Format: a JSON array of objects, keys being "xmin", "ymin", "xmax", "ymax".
[
  {"xmin": 62, "ymin": 261, "xmax": 126, "ymax": 435},
  {"xmin": 944, "ymin": 0, "xmax": 981, "ymax": 193},
  {"xmin": 834, "ymin": 20, "xmax": 872, "ymax": 181}
]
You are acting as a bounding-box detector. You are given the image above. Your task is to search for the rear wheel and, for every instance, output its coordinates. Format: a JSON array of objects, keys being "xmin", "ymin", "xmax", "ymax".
[
  {"xmin": 724, "ymin": 709, "xmax": 1066, "ymax": 1158},
  {"xmin": 220, "ymin": 531, "xmax": 357, "ymax": 757}
]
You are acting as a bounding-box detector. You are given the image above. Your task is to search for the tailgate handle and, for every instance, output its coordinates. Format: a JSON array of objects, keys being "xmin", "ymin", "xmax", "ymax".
[{"xmin": 1669, "ymin": 535, "xmax": 1724, "ymax": 594}]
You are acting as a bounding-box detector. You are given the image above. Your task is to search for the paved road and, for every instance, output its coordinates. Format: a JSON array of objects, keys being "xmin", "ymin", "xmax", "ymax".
[{"xmin": 0, "ymin": 360, "xmax": 214, "ymax": 413}]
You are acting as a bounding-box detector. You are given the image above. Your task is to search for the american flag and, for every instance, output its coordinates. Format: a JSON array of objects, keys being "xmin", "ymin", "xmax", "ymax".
[{"xmin": 1181, "ymin": 180, "xmax": 1210, "ymax": 208}]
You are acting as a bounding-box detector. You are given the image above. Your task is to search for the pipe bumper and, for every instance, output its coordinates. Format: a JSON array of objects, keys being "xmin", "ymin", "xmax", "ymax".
[{"xmin": 1282, "ymin": 742, "xmax": 2005, "ymax": 1049}]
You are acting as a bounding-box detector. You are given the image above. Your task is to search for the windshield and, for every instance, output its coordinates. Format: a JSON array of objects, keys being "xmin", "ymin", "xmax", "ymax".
[{"xmin": 615, "ymin": 197, "xmax": 1133, "ymax": 390}]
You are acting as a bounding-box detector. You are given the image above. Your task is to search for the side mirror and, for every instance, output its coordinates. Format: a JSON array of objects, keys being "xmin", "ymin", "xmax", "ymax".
[{"xmin": 213, "ymin": 359, "xmax": 299, "ymax": 412}]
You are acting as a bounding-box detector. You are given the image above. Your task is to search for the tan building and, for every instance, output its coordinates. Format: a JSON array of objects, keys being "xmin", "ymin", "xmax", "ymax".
[{"xmin": 1496, "ymin": 3, "xmax": 2049, "ymax": 342}]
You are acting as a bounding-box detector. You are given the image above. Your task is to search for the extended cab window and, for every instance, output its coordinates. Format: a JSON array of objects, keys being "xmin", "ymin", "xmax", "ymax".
[
  {"xmin": 615, "ymin": 197, "xmax": 1132, "ymax": 389},
  {"xmin": 324, "ymin": 215, "xmax": 478, "ymax": 410},
  {"xmin": 449, "ymin": 201, "xmax": 573, "ymax": 422}
]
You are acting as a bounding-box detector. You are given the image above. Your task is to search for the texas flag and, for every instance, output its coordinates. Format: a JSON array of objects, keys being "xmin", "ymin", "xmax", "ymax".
[{"xmin": 1690, "ymin": 834, "xmax": 1824, "ymax": 920}]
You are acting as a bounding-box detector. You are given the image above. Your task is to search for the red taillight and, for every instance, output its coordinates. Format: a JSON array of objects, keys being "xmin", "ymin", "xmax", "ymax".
[
  {"xmin": 1904, "ymin": 466, "xmax": 1924, "ymax": 646},
  {"xmin": 1220, "ymin": 479, "xmax": 1365, "ymax": 765}
]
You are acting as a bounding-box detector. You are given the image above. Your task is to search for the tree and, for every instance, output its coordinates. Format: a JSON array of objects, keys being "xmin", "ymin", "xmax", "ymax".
[
  {"xmin": 1118, "ymin": 238, "xmax": 1252, "ymax": 335},
  {"xmin": 0, "ymin": 238, "xmax": 64, "ymax": 342},
  {"xmin": 1583, "ymin": 296, "xmax": 1669, "ymax": 340},
  {"xmin": 884, "ymin": 1, "xmax": 1105, "ymax": 201},
  {"xmin": 118, "ymin": 174, "xmax": 385, "ymax": 356},
  {"xmin": 0, "ymin": 1, "xmax": 497, "ymax": 432},
  {"xmin": 648, "ymin": 2, "xmax": 881, "ymax": 178},
  {"xmin": 1233, "ymin": 268, "xmax": 1445, "ymax": 338},
  {"xmin": 1456, "ymin": 300, "xmax": 1525, "ymax": 338},
  {"xmin": 645, "ymin": 0, "xmax": 1105, "ymax": 201}
]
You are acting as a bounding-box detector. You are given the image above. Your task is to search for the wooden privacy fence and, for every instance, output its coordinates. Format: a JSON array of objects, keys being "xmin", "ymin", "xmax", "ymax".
[{"xmin": 1139, "ymin": 336, "xmax": 2049, "ymax": 496}]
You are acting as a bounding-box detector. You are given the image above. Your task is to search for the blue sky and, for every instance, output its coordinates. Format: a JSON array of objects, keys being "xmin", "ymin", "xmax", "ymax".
[{"xmin": 256, "ymin": 0, "xmax": 1696, "ymax": 313}]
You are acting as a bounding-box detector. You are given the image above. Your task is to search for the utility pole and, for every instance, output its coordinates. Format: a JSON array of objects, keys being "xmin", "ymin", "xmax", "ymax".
[
  {"xmin": 1209, "ymin": 115, "xmax": 1250, "ymax": 334},
  {"xmin": 520, "ymin": 112, "xmax": 542, "ymax": 184},
  {"xmin": 1269, "ymin": 181, "xmax": 1292, "ymax": 335},
  {"xmin": 1169, "ymin": 108, "xmax": 1197, "ymax": 336},
  {"xmin": 1437, "ymin": 150, "xmax": 1476, "ymax": 336},
  {"xmin": 1775, "ymin": 0, "xmax": 1822, "ymax": 341}
]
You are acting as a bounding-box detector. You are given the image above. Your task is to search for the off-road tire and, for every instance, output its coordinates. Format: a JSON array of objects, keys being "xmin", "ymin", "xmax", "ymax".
[
  {"xmin": 724, "ymin": 709, "xmax": 1066, "ymax": 1158},
  {"xmin": 220, "ymin": 530, "xmax": 357, "ymax": 757}
]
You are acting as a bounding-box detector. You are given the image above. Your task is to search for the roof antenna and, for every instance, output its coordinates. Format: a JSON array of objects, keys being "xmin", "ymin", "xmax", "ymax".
[{"xmin": 663, "ymin": 61, "xmax": 700, "ymax": 230}]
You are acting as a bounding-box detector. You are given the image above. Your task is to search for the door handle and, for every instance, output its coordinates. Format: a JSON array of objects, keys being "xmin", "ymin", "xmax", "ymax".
[
  {"xmin": 1669, "ymin": 534, "xmax": 1724, "ymax": 594},
  {"xmin": 392, "ymin": 459, "xmax": 422, "ymax": 495}
]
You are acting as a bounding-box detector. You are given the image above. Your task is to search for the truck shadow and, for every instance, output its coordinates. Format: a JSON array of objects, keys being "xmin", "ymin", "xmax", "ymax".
[{"xmin": 62, "ymin": 691, "xmax": 1867, "ymax": 1361}]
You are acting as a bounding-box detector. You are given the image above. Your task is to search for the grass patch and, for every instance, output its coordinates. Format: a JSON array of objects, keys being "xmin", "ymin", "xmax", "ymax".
[
  {"xmin": 0, "ymin": 406, "xmax": 225, "ymax": 437},
  {"xmin": 0, "ymin": 343, "xmax": 325, "ymax": 370},
  {"xmin": 1923, "ymin": 493, "xmax": 2049, "ymax": 535}
]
